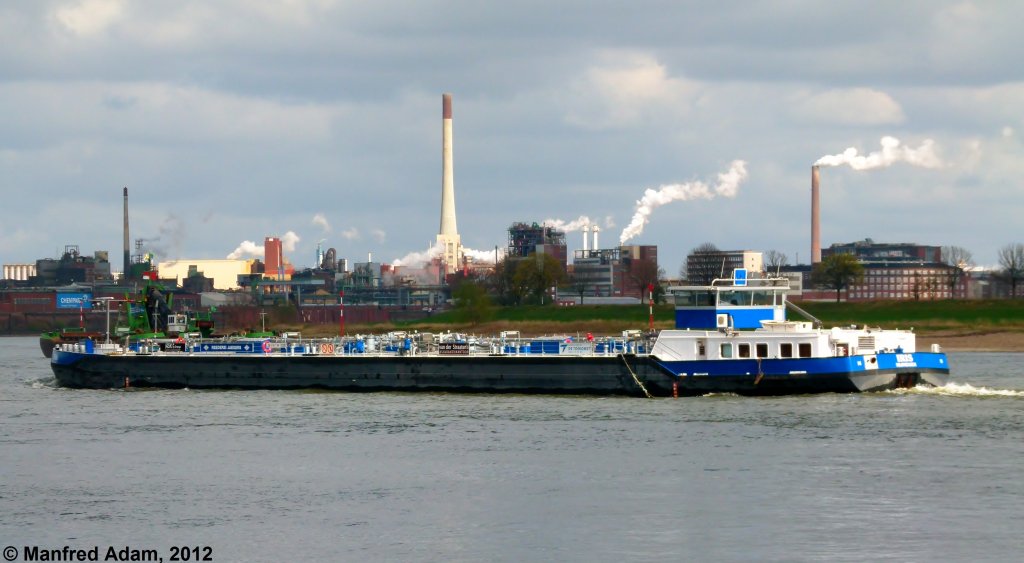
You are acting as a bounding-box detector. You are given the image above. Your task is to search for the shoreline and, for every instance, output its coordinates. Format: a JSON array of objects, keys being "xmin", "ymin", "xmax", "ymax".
[{"xmin": 917, "ymin": 330, "xmax": 1024, "ymax": 353}]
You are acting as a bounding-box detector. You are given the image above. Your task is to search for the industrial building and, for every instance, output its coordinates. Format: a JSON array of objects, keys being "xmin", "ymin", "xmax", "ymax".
[
  {"xmin": 822, "ymin": 240, "xmax": 942, "ymax": 264},
  {"xmin": 508, "ymin": 222, "xmax": 568, "ymax": 271},
  {"xmin": 822, "ymin": 240, "xmax": 961, "ymax": 300},
  {"xmin": 157, "ymin": 259, "xmax": 260, "ymax": 291},
  {"xmin": 2, "ymin": 263, "xmax": 36, "ymax": 282},
  {"xmin": 684, "ymin": 249, "xmax": 762, "ymax": 284},
  {"xmin": 571, "ymin": 243, "xmax": 658, "ymax": 300},
  {"xmin": 25, "ymin": 245, "xmax": 113, "ymax": 286}
]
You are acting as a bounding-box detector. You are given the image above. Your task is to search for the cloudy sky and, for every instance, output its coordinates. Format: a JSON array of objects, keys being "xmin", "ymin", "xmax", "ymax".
[{"xmin": 1, "ymin": 0, "xmax": 1021, "ymax": 273}]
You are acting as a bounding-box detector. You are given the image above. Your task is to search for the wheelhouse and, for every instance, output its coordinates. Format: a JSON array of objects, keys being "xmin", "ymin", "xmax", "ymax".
[{"xmin": 667, "ymin": 276, "xmax": 791, "ymax": 330}]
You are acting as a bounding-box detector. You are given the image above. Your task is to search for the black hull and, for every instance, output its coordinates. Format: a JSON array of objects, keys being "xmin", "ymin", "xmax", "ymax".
[
  {"xmin": 50, "ymin": 353, "xmax": 947, "ymax": 397},
  {"xmin": 52, "ymin": 354, "xmax": 672, "ymax": 397},
  {"xmin": 39, "ymin": 337, "xmax": 56, "ymax": 359}
]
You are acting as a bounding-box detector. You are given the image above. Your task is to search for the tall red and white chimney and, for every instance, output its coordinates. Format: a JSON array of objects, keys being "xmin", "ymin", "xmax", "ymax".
[
  {"xmin": 439, "ymin": 93, "xmax": 457, "ymax": 237},
  {"xmin": 436, "ymin": 93, "xmax": 463, "ymax": 274}
]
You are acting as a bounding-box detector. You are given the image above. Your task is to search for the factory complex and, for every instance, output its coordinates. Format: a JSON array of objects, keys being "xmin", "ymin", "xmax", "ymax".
[{"xmin": 0, "ymin": 94, "xmax": 1010, "ymax": 334}]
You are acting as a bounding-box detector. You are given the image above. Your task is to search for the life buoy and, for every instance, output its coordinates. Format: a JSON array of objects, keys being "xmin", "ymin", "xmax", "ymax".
[{"xmin": 262, "ymin": 340, "xmax": 272, "ymax": 353}]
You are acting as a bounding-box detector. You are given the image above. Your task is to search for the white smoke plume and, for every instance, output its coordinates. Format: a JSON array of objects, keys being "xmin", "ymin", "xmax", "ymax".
[
  {"xmin": 542, "ymin": 215, "xmax": 593, "ymax": 232},
  {"xmin": 619, "ymin": 160, "xmax": 748, "ymax": 244},
  {"xmin": 226, "ymin": 230, "xmax": 301, "ymax": 259},
  {"xmin": 392, "ymin": 242, "xmax": 442, "ymax": 268},
  {"xmin": 392, "ymin": 243, "xmax": 505, "ymax": 268},
  {"xmin": 281, "ymin": 231, "xmax": 300, "ymax": 252},
  {"xmin": 815, "ymin": 136, "xmax": 943, "ymax": 170},
  {"xmin": 227, "ymin": 241, "xmax": 263, "ymax": 259},
  {"xmin": 464, "ymin": 246, "xmax": 505, "ymax": 263},
  {"xmin": 311, "ymin": 213, "xmax": 331, "ymax": 233}
]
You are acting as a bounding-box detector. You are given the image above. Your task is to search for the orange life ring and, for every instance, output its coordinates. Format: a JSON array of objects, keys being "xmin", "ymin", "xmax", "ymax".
[{"xmin": 262, "ymin": 340, "xmax": 272, "ymax": 353}]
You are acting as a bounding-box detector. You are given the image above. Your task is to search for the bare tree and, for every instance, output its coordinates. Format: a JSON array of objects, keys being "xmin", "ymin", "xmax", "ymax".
[
  {"xmin": 998, "ymin": 243, "xmax": 1024, "ymax": 298},
  {"xmin": 941, "ymin": 245, "xmax": 973, "ymax": 298},
  {"xmin": 763, "ymin": 250, "xmax": 789, "ymax": 275},
  {"xmin": 682, "ymin": 242, "xmax": 723, "ymax": 286},
  {"xmin": 628, "ymin": 258, "xmax": 660, "ymax": 303},
  {"xmin": 570, "ymin": 274, "xmax": 588, "ymax": 305},
  {"xmin": 488, "ymin": 257, "xmax": 518, "ymax": 305}
]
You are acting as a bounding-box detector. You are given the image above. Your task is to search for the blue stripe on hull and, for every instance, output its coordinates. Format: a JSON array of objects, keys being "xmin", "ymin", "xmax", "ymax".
[
  {"xmin": 652, "ymin": 352, "xmax": 949, "ymax": 394},
  {"xmin": 655, "ymin": 352, "xmax": 947, "ymax": 378}
]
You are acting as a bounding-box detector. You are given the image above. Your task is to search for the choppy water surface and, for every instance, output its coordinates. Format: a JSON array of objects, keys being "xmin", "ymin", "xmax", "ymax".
[{"xmin": 1, "ymin": 337, "xmax": 1022, "ymax": 562}]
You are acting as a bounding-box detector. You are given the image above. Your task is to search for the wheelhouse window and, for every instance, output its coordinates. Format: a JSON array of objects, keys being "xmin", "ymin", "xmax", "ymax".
[
  {"xmin": 720, "ymin": 343, "xmax": 733, "ymax": 358},
  {"xmin": 674, "ymin": 291, "xmax": 715, "ymax": 307},
  {"xmin": 780, "ymin": 343, "xmax": 793, "ymax": 358},
  {"xmin": 756, "ymin": 343, "xmax": 769, "ymax": 358},
  {"xmin": 799, "ymin": 342, "xmax": 812, "ymax": 358},
  {"xmin": 738, "ymin": 343, "xmax": 750, "ymax": 358}
]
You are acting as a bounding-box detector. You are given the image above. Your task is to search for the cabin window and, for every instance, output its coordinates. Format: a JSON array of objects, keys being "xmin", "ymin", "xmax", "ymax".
[
  {"xmin": 720, "ymin": 343, "xmax": 733, "ymax": 358},
  {"xmin": 751, "ymin": 291, "xmax": 774, "ymax": 306},
  {"xmin": 780, "ymin": 343, "xmax": 793, "ymax": 358},
  {"xmin": 799, "ymin": 343, "xmax": 812, "ymax": 358},
  {"xmin": 719, "ymin": 290, "xmax": 746, "ymax": 306},
  {"xmin": 756, "ymin": 343, "xmax": 769, "ymax": 358},
  {"xmin": 674, "ymin": 291, "xmax": 714, "ymax": 307},
  {"xmin": 738, "ymin": 343, "xmax": 750, "ymax": 358},
  {"xmin": 697, "ymin": 342, "xmax": 706, "ymax": 356}
]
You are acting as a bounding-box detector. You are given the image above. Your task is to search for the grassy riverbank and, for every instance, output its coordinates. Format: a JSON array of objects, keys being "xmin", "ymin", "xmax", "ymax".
[{"xmin": 295, "ymin": 299, "xmax": 1024, "ymax": 340}]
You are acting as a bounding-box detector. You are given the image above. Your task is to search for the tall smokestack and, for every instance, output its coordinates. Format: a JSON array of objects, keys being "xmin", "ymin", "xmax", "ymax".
[
  {"xmin": 582, "ymin": 225, "xmax": 590, "ymax": 252},
  {"xmin": 592, "ymin": 225, "xmax": 600, "ymax": 250},
  {"xmin": 439, "ymin": 93, "xmax": 457, "ymax": 236},
  {"xmin": 436, "ymin": 93, "xmax": 463, "ymax": 275},
  {"xmin": 811, "ymin": 165, "xmax": 821, "ymax": 264},
  {"xmin": 123, "ymin": 187, "xmax": 130, "ymax": 282}
]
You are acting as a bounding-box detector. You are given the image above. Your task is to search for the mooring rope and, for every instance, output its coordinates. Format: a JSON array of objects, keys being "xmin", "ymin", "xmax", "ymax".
[{"xmin": 619, "ymin": 354, "xmax": 653, "ymax": 399}]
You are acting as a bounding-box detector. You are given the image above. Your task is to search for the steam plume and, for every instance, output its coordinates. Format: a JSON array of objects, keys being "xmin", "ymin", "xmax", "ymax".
[
  {"xmin": 227, "ymin": 241, "xmax": 263, "ymax": 259},
  {"xmin": 138, "ymin": 214, "xmax": 186, "ymax": 260},
  {"xmin": 226, "ymin": 230, "xmax": 300, "ymax": 259},
  {"xmin": 543, "ymin": 215, "xmax": 593, "ymax": 232},
  {"xmin": 464, "ymin": 246, "xmax": 505, "ymax": 263},
  {"xmin": 280, "ymin": 231, "xmax": 300, "ymax": 252},
  {"xmin": 815, "ymin": 136, "xmax": 942, "ymax": 170},
  {"xmin": 392, "ymin": 243, "xmax": 505, "ymax": 268},
  {"xmin": 619, "ymin": 160, "xmax": 748, "ymax": 244},
  {"xmin": 392, "ymin": 242, "xmax": 442, "ymax": 268},
  {"xmin": 312, "ymin": 213, "xmax": 331, "ymax": 233}
]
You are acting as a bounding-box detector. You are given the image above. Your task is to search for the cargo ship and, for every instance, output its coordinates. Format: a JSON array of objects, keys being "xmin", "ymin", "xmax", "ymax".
[{"xmin": 50, "ymin": 277, "xmax": 950, "ymax": 396}]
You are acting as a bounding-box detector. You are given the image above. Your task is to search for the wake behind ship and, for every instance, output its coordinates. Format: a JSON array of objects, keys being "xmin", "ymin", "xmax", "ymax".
[{"xmin": 51, "ymin": 276, "xmax": 949, "ymax": 396}]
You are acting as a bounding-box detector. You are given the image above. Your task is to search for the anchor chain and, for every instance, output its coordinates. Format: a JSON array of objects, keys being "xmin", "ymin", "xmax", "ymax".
[{"xmin": 619, "ymin": 354, "xmax": 653, "ymax": 399}]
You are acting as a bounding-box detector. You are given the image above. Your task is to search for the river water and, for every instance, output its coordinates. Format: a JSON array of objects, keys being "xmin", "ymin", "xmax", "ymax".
[{"xmin": 1, "ymin": 336, "xmax": 1021, "ymax": 562}]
